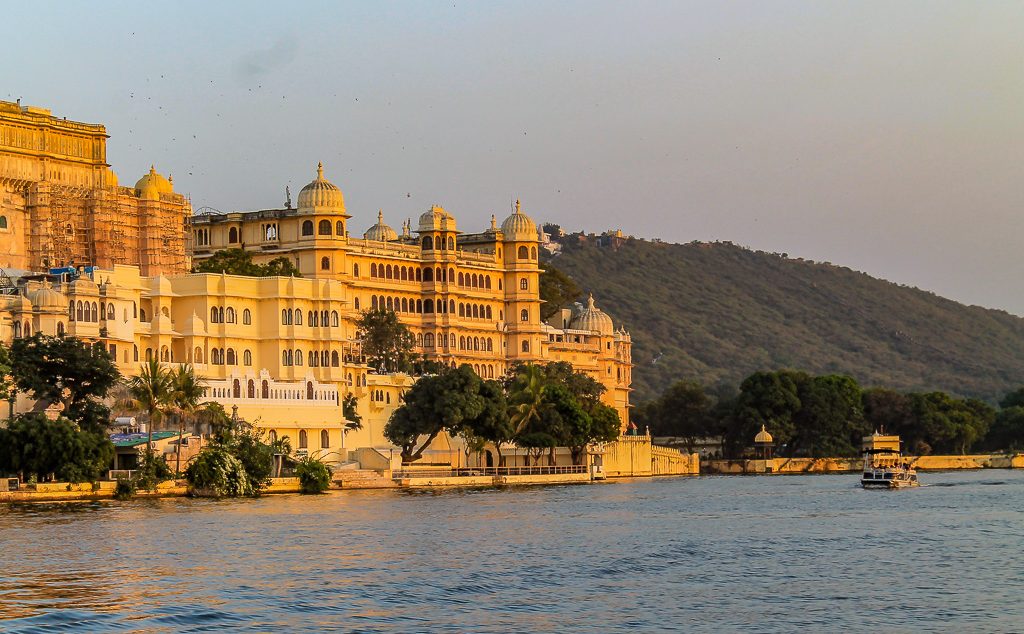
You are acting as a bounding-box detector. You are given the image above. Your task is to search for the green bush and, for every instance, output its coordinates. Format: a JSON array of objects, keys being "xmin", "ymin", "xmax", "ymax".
[
  {"xmin": 135, "ymin": 453, "xmax": 174, "ymax": 491},
  {"xmin": 114, "ymin": 477, "xmax": 136, "ymax": 500},
  {"xmin": 184, "ymin": 446, "xmax": 254, "ymax": 498},
  {"xmin": 295, "ymin": 456, "xmax": 332, "ymax": 494}
]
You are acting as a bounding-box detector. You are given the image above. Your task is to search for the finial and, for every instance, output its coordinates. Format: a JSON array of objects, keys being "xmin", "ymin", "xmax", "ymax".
[
  {"xmin": 317, "ymin": 161, "xmax": 323, "ymax": 178},
  {"xmin": 168, "ymin": 174, "xmax": 173, "ymax": 184},
  {"xmin": 515, "ymin": 199, "xmax": 521, "ymax": 214},
  {"xmin": 587, "ymin": 293, "xmax": 595, "ymax": 309},
  {"xmin": 490, "ymin": 214, "xmax": 497, "ymax": 230},
  {"xmin": 150, "ymin": 165, "xmax": 155, "ymax": 174},
  {"xmin": 378, "ymin": 209, "xmax": 384, "ymax": 222}
]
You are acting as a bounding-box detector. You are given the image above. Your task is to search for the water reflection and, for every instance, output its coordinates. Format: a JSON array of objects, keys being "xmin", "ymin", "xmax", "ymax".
[{"xmin": 2, "ymin": 472, "xmax": 1024, "ymax": 632}]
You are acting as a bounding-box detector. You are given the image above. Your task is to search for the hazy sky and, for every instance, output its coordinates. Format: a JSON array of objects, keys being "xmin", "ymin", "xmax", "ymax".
[{"xmin": 6, "ymin": 1, "xmax": 1024, "ymax": 313}]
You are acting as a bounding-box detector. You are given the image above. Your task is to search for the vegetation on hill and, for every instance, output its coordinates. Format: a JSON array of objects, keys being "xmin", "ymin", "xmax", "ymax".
[
  {"xmin": 544, "ymin": 237, "xmax": 1024, "ymax": 404},
  {"xmin": 194, "ymin": 248, "xmax": 301, "ymax": 277}
]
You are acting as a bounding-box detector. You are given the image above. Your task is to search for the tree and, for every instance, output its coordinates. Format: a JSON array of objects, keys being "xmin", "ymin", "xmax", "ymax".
[
  {"xmin": 193, "ymin": 248, "xmax": 302, "ymax": 277},
  {"xmin": 121, "ymin": 359, "xmax": 174, "ymax": 463},
  {"xmin": 10, "ymin": 334, "xmax": 119, "ymax": 412},
  {"xmin": 295, "ymin": 456, "xmax": 332, "ymax": 493},
  {"xmin": 638, "ymin": 380, "xmax": 714, "ymax": 451},
  {"xmin": 726, "ymin": 371, "xmax": 803, "ymax": 458},
  {"xmin": 909, "ymin": 392, "xmax": 993, "ymax": 455},
  {"xmin": 185, "ymin": 445, "xmax": 254, "ymax": 497},
  {"xmin": 385, "ymin": 365, "xmax": 502, "ymax": 463},
  {"xmin": 343, "ymin": 393, "xmax": 362, "ymax": 430},
  {"xmin": 168, "ymin": 364, "xmax": 206, "ymax": 475},
  {"xmin": 1000, "ymin": 387, "xmax": 1024, "ymax": 410},
  {"xmin": 460, "ymin": 378, "xmax": 512, "ymax": 465},
  {"xmin": 0, "ymin": 412, "xmax": 113, "ymax": 483},
  {"xmin": 356, "ymin": 308, "xmax": 416, "ymax": 373},
  {"xmin": 507, "ymin": 365, "xmax": 548, "ymax": 435},
  {"xmin": 791, "ymin": 374, "xmax": 866, "ymax": 457},
  {"xmin": 0, "ymin": 343, "xmax": 13, "ymax": 419},
  {"xmin": 985, "ymin": 407, "xmax": 1024, "ymax": 452},
  {"xmin": 539, "ymin": 263, "xmax": 582, "ymax": 320}
]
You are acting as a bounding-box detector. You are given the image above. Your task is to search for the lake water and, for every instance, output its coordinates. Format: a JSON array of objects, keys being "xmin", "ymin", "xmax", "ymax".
[{"xmin": 2, "ymin": 470, "xmax": 1023, "ymax": 633}]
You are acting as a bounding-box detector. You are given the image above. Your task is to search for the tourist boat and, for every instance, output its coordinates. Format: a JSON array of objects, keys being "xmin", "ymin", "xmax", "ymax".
[{"xmin": 861, "ymin": 432, "xmax": 919, "ymax": 489}]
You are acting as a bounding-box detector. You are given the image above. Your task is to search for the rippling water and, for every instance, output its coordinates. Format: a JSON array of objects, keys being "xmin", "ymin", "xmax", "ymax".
[{"xmin": 2, "ymin": 470, "xmax": 1023, "ymax": 632}]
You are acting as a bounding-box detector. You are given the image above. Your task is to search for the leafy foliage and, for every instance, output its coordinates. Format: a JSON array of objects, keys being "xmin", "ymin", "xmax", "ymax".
[
  {"xmin": 539, "ymin": 262, "xmax": 582, "ymax": 320},
  {"xmin": 357, "ymin": 308, "xmax": 417, "ymax": 374},
  {"xmin": 0, "ymin": 413, "xmax": 113, "ymax": 482},
  {"xmin": 10, "ymin": 334, "xmax": 119, "ymax": 411},
  {"xmin": 185, "ymin": 445, "xmax": 254, "ymax": 498},
  {"xmin": 193, "ymin": 248, "xmax": 301, "ymax": 277},
  {"xmin": 296, "ymin": 456, "xmax": 332, "ymax": 494},
  {"xmin": 342, "ymin": 393, "xmax": 362, "ymax": 430},
  {"xmin": 547, "ymin": 237, "xmax": 1024, "ymax": 403}
]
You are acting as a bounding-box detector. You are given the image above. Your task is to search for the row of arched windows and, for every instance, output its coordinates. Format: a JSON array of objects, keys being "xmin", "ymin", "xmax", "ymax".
[
  {"xmin": 69, "ymin": 300, "xmax": 100, "ymax": 323},
  {"xmin": 280, "ymin": 309, "xmax": 340, "ymax": 327},
  {"xmin": 364, "ymin": 262, "xmax": 502, "ymax": 290},
  {"xmin": 421, "ymin": 235, "xmax": 456, "ymax": 250},
  {"xmin": 273, "ymin": 429, "xmax": 329, "ymax": 450},
  {"xmin": 370, "ymin": 389, "xmax": 391, "ymax": 404},
  {"xmin": 194, "ymin": 228, "xmax": 210, "ymax": 246},
  {"xmin": 209, "ymin": 380, "xmax": 336, "ymax": 404},
  {"xmin": 206, "ymin": 348, "xmax": 253, "ymax": 366},
  {"xmin": 302, "ymin": 219, "xmax": 345, "ymax": 237},
  {"xmin": 455, "ymin": 335, "xmax": 495, "ymax": 352},
  {"xmin": 281, "ymin": 348, "xmax": 342, "ymax": 368},
  {"xmin": 517, "ymin": 245, "xmax": 538, "ymax": 260},
  {"xmin": 458, "ymin": 303, "xmax": 494, "ymax": 320},
  {"xmin": 458, "ymin": 271, "xmax": 493, "ymax": 289},
  {"xmin": 210, "ymin": 307, "xmax": 252, "ymax": 324}
]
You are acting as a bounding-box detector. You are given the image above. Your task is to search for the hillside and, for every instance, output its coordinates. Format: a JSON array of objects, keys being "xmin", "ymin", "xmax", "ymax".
[{"xmin": 545, "ymin": 236, "xmax": 1024, "ymax": 404}]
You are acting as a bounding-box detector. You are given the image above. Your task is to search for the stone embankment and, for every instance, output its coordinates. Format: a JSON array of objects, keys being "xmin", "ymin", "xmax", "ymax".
[{"xmin": 703, "ymin": 454, "xmax": 1024, "ymax": 475}]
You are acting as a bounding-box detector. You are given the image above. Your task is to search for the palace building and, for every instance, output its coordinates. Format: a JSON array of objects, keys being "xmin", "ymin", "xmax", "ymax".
[
  {"xmin": 0, "ymin": 100, "xmax": 190, "ymax": 276},
  {"xmin": 0, "ymin": 103, "xmax": 633, "ymax": 466}
]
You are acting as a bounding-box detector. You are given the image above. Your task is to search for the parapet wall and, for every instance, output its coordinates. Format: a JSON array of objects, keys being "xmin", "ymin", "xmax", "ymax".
[{"xmin": 704, "ymin": 453, "xmax": 1024, "ymax": 474}]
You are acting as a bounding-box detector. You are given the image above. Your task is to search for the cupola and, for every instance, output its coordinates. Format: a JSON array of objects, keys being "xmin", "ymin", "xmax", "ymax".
[
  {"xmin": 134, "ymin": 166, "xmax": 174, "ymax": 201},
  {"xmin": 417, "ymin": 204, "xmax": 457, "ymax": 233},
  {"xmin": 364, "ymin": 210, "xmax": 398, "ymax": 242},
  {"xmin": 297, "ymin": 162, "xmax": 346, "ymax": 213},
  {"xmin": 501, "ymin": 199, "xmax": 537, "ymax": 242},
  {"xmin": 569, "ymin": 294, "xmax": 614, "ymax": 335}
]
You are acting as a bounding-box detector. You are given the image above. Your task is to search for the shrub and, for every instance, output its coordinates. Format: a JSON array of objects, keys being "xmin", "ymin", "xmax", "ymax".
[
  {"xmin": 114, "ymin": 477, "xmax": 136, "ymax": 500},
  {"xmin": 295, "ymin": 456, "xmax": 332, "ymax": 494},
  {"xmin": 184, "ymin": 446, "xmax": 254, "ymax": 498},
  {"xmin": 135, "ymin": 453, "xmax": 174, "ymax": 491}
]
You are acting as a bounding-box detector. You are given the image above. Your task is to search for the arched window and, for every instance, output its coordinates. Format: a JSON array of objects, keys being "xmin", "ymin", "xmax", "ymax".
[
  {"xmin": 0, "ymin": 216, "xmax": 7, "ymax": 229},
  {"xmin": 247, "ymin": 380, "xmax": 256, "ymax": 399},
  {"xmin": 386, "ymin": 297, "xmax": 393, "ymax": 311},
  {"xmin": 448, "ymin": 237, "xmax": 455, "ymax": 250},
  {"xmin": 449, "ymin": 268, "xmax": 455, "ymax": 282},
  {"xmin": 520, "ymin": 278, "xmax": 528, "ymax": 290},
  {"xmin": 226, "ymin": 349, "xmax": 237, "ymax": 365},
  {"xmin": 423, "ymin": 268, "xmax": 433, "ymax": 282},
  {"xmin": 531, "ymin": 247, "xmax": 537, "ymax": 259},
  {"xmin": 69, "ymin": 301, "xmax": 75, "ymax": 321},
  {"xmin": 308, "ymin": 351, "xmax": 315, "ymax": 367},
  {"xmin": 282, "ymin": 350, "xmax": 290, "ymax": 366},
  {"xmin": 422, "ymin": 236, "xmax": 432, "ymax": 249},
  {"xmin": 416, "ymin": 268, "xmax": 422, "ymax": 282},
  {"xmin": 485, "ymin": 306, "xmax": 492, "ymax": 320},
  {"xmin": 400, "ymin": 267, "xmax": 408, "ymax": 281},
  {"xmin": 321, "ymin": 430, "xmax": 330, "ymax": 448},
  {"xmin": 449, "ymin": 300, "xmax": 455, "ymax": 313},
  {"xmin": 386, "ymin": 265, "xmax": 393, "ymax": 279},
  {"xmin": 321, "ymin": 256, "xmax": 330, "ymax": 271},
  {"xmin": 424, "ymin": 299, "xmax": 434, "ymax": 313},
  {"xmin": 370, "ymin": 263, "xmax": 378, "ymax": 277},
  {"xmin": 243, "ymin": 350, "xmax": 252, "ymax": 366},
  {"xmin": 336, "ymin": 220, "xmax": 345, "ymax": 235},
  {"xmin": 299, "ymin": 430, "xmax": 308, "ymax": 448},
  {"xmin": 134, "ymin": 345, "xmax": 139, "ymax": 361},
  {"xmin": 471, "ymin": 305, "xmax": 479, "ymax": 319},
  {"xmin": 301, "ymin": 220, "xmax": 314, "ymax": 236},
  {"xmin": 415, "ymin": 299, "xmax": 422, "ymax": 313},
  {"xmin": 459, "ymin": 336, "xmax": 466, "ymax": 350},
  {"xmin": 522, "ymin": 340, "xmax": 530, "ymax": 353},
  {"xmin": 56, "ymin": 322, "xmax": 65, "ymax": 336},
  {"xmin": 225, "ymin": 307, "xmax": 236, "ymax": 323},
  {"xmin": 77, "ymin": 301, "xmax": 84, "ymax": 321},
  {"xmin": 233, "ymin": 379, "xmax": 241, "ymax": 398},
  {"xmin": 458, "ymin": 272, "xmax": 465, "ymax": 286},
  {"xmin": 262, "ymin": 380, "xmax": 269, "ymax": 399},
  {"xmin": 331, "ymin": 311, "xmax": 339, "ymax": 327},
  {"xmin": 295, "ymin": 348, "xmax": 303, "ymax": 366},
  {"xmin": 485, "ymin": 276, "xmax": 491, "ymax": 289},
  {"xmin": 295, "ymin": 311, "xmax": 302, "ymax": 325},
  {"xmin": 353, "ymin": 263, "xmax": 360, "ymax": 277},
  {"xmin": 107, "ymin": 304, "xmax": 115, "ymax": 320},
  {"xmin": 459, "ymin": 304, "xmax": 465, "ymax": 317},
  {"xmin": 331, "ymin": 351, "xmax": 339, "ymax": 367},
  {"xmin": 243, "ymin": 308, "xmax": 251, "ymax": 325},
  {"xmin": 228, "ymin": 227, "xmax": 239, "ymax": 243},
  {"xmin": 433, "ymin": 236, "xmax": 441, "ymax": 250},
  {"xmin": 318, "ymin": 219, "xmax": 332, "ymax": 235},
  {"xmin": 521, "ymin": 309, "xmax": 529, "ymax": 322},
  {"xmin": 401, "ymin": 298, "xmax": 408, "ymax": 312},
  {"xmin": 486, "ymin": 338, "xmax": 493, "ymax": 352},
  {"xmin": 195, "ymin": 347, "xmax": 204, "ymax": 363},
  {"xmin": 306, "ymin": 382, "xmax": 314, "ymax": 400},
  {"xmin": 518, "ymin": 246, "xmax": 529, "ymax": 259},
  {"xmin": 371, "ymin": 296, "xmax": 378, "ymax": 310},
  {"xmin": 424, "ymin": 332, "xmax": 434, "ymax": 347}
]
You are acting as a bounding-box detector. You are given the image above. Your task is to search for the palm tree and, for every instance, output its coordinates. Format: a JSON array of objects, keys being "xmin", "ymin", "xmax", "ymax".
[
  {"xmin": 121, "ymin": 358, "xmax": 174, "ymax": 461},
  {"xmin": 169, "ymin": 364, "xmax": 206, "ymax": 475},
  {"xmin": 509, "ymin": 365, "xmax": 547, "ymax": 435}
]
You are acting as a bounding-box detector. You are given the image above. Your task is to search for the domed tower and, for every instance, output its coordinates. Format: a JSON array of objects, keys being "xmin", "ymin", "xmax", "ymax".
[
  {"xmin": 501, "ymin": 199, "xmax": 542, "ymax": 360},
  {"xmin": 416, "ymin": 204, "xmax": 458, "ymax": 253},
  {"xmin": 364, "ymin": 210, "xmax": 398, "ymax": 242},
  {"xmin": 295, "ymin": 162, "xmax": 350, "ymax": 277}
]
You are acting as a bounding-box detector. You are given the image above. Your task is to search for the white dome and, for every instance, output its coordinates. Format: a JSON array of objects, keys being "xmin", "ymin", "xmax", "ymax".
[
  {"xmin": 501, "ymin": 199, "xmax": 536, "ymax": 242},
  {"xmin": 417, "ymin": 205, "xmax": 457, "ymax": 232},
  {"xmin": 364, "ymin": 210, "xmax": 398, "ymax": 242},
  {"xmin": 570, "ymin": 294, "xmax": 614, "ymax": 335},
  {"xmin": 297, "ymin": 162, "xmax": 345, "ymax": 212},
  {"xmin": 30, "ymin": 285, "xmax": 66, "ymax": 310}
]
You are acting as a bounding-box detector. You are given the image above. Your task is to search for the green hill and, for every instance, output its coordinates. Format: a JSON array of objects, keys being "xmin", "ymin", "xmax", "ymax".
[{"xmin": 544, "ymin": 236, "xmax": 1024, "ymax": 404}]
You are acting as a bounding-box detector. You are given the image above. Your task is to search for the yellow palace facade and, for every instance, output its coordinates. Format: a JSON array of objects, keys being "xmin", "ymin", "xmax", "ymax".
[{"xmin": 0, "ymin": 130, "xmax": 633, "ymax": 464}]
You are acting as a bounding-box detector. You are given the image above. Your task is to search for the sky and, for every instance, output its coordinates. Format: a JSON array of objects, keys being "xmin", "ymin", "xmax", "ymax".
[{"xmin": 5, "ymin": 1, "xmax": 1024, "ymax": 313}]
